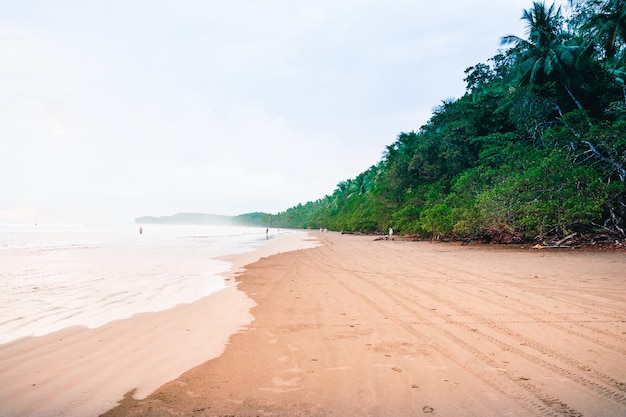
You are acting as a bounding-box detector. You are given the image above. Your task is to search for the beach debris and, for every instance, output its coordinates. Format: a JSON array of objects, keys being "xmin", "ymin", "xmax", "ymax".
[{"xmin": 532, "ymin": 244, "xmax": 574, "ymax": 249}]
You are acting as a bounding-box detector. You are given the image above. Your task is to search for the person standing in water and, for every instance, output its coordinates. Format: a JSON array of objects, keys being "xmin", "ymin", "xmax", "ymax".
[{"xmin": 139, "ymin": 227, "xmax": 143, "ymax": 235}]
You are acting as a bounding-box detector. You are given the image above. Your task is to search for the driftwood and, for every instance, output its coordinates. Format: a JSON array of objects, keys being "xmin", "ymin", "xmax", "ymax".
[
  {"xmin": 554, "ymin": 232, "xmax": 578, "ymax": 247},
  {"xmin": 532, "ymin": 244, "xmax": 574, "ymax": 249},
  {"xmin": 367, "ymin": 228, "xmax": 625, "ymax": 251}
]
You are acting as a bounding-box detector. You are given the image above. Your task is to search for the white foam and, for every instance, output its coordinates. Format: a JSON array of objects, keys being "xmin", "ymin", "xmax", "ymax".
[{"xmin": 0, "ymin": 224, "xmax": 274, "ymax": 345}]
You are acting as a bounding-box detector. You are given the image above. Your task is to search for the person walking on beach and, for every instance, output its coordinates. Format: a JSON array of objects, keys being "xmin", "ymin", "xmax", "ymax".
[
  {"xmin": 266, "ymin": 228, "xmax": 269, "ymax": 240},
  {"xmin": 388, "ymin": 227, "xmax": 393, "ymax": 240},
  {"xmin": 139, "ymin": 227, "xmax": 143, "ymax": 235}
]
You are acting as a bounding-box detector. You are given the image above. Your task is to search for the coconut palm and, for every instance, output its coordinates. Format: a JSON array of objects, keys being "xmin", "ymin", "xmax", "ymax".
[
  {"xmin": 501, "ymin": 2, "xmax": 588, "ymax": 109},
  {"xmin": 582, "ymin": 0, "xmax": 626, "ymax": 65}
]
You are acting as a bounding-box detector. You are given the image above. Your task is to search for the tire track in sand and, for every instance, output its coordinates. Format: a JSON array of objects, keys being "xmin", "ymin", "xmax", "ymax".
[
  {"xmin": 411, "ymin": 258, "xmax": 626, "ymax": 358},
  {"xmin": 309, "ymin": 241, "xmax": 582, "ymax": 417},
  {"xmin": 312, "ymin": 237, "xmax": 626, "ymax": 415},
  {"xmin": 362, "ymin": 272, "xmax": 626, "ymax": 407},
  {"xmin": 328, "ymin": 269, "xmax": 584, "ymax": 417}
]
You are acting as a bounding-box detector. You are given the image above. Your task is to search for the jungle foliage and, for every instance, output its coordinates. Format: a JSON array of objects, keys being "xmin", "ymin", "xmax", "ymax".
[{"xmin": 268, "ymin": 1, "xmax": 626, "ymax": 244}]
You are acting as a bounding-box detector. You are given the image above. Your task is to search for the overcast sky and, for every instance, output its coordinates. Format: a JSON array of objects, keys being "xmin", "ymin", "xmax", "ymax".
[{"xmin": 1, "ymin": 0, "xmax": 547, "ymax": 224}]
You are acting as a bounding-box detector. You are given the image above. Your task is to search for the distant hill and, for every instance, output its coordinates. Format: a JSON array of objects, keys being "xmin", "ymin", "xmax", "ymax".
[{"xmin": 135, "ymin": 212, "xmax": 271, "ymax": 226}]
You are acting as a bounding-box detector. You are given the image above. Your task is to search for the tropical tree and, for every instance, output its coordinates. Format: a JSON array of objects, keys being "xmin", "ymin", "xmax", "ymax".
[
  {"xmin": 501, "ymin": 1, "xmax": 591, "ymax": 110},
  {"xmin": 578, "ymin": 0, "xmax": 626, "ymax": 105},
  {"xmin": 263, "ymin": 1, "xmax": 626, "ymax": 242},
  {"xmin": 581, "ymin": 0, "xmax": 626, "ymax": 65}
]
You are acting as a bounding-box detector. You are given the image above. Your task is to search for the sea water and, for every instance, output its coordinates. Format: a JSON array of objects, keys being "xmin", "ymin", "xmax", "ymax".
[{"xmin": 0, "ymin": 223, "xmax": 274, "ymax": 346}]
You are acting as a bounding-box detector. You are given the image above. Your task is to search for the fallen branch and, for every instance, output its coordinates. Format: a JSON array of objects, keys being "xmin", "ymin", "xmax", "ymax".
[
  {"xmin": 533, "ymin": 244, "xmax": 574, "ymax": 249},
  {"xmin": 583, "ymin": 141, "xmax": 626, "ymax": 182},
  {"xmin": 554, "ymin": 232, "xmax": 578, "ymax": 247}
]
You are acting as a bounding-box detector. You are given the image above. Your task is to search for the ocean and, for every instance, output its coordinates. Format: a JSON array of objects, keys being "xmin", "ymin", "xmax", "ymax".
[{"xmin": 0, "ymin": 223, "xmax": 286, "ymax": 346}]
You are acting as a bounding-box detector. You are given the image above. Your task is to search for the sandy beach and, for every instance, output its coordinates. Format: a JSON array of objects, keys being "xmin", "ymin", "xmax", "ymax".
[
  {"xmin": 98, "ymin": 232, "xmax": 626, "ymax": 416},
  {"xmin": 0, "ymin": 230, "xmax": 318, "ymax": 417},
  {"xmin": 2, "ymin": 232, "xmax": 625, "ymax": 416}
]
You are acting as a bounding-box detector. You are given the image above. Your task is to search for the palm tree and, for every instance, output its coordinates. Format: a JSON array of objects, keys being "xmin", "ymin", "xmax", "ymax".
[
  {"xmin": 582, "ymin": 0, "xmax": 626, "ymax": 66},
  {"xmin": 501, "ymin": 2, "xmax": 587, "ymax": 109}
]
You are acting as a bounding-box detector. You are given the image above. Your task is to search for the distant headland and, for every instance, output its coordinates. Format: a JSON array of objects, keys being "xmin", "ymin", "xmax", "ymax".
[{"xmin": 135, "ymin": 212, "xmax": 271, "ymax": 226}]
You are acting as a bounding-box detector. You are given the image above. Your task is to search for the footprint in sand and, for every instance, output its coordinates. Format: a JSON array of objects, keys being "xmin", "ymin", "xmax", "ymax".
[
  {"xmin": 271, "ymin": 376, "xmax": 302, "ymax": 387},
  {"xmin": 259, "ymin": 374, "xmax": 304, "ymax": 393},
  {"xmin": 422, "ymin": 405, "xmax": 434, "ymax": 413}
]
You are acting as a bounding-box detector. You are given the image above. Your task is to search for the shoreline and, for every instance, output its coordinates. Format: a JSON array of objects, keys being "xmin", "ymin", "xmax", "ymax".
[
  {"xmin": 0, "ymin": 230, "xmax": 318, "ymax": 417},
  {"xmin": 103, "ymin": 232, "xmax": 625, "ymax": 416}
]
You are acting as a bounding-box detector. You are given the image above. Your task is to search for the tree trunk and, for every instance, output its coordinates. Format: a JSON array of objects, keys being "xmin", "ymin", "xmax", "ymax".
[
  {"xmin": 561, "ymin": 82, "xmax": 585, "ymax": 111},
  {"xmin": 583, "ymin": 140, "xmax": 626, "ymax": 182}
]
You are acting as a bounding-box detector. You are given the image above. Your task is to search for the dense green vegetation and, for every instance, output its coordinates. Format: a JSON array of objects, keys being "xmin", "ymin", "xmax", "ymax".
[{"xmin": 268, "ymin": 1, "xmax": 626, "ymax": 244}]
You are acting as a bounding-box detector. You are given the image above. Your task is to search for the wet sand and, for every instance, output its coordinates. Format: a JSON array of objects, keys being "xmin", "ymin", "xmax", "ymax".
[
  {"xmin": 0, "ymin": 231, "xmax": 317, "ymax": 417},
  {"xmin": 102, "ymin": 232, "xmax": 626, "ymax": 416}
]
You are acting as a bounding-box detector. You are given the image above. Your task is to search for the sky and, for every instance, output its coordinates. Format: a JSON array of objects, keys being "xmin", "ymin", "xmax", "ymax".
[{"xmin": 1, "ymin": 0, "xmax": 552, "ymax": 224}]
